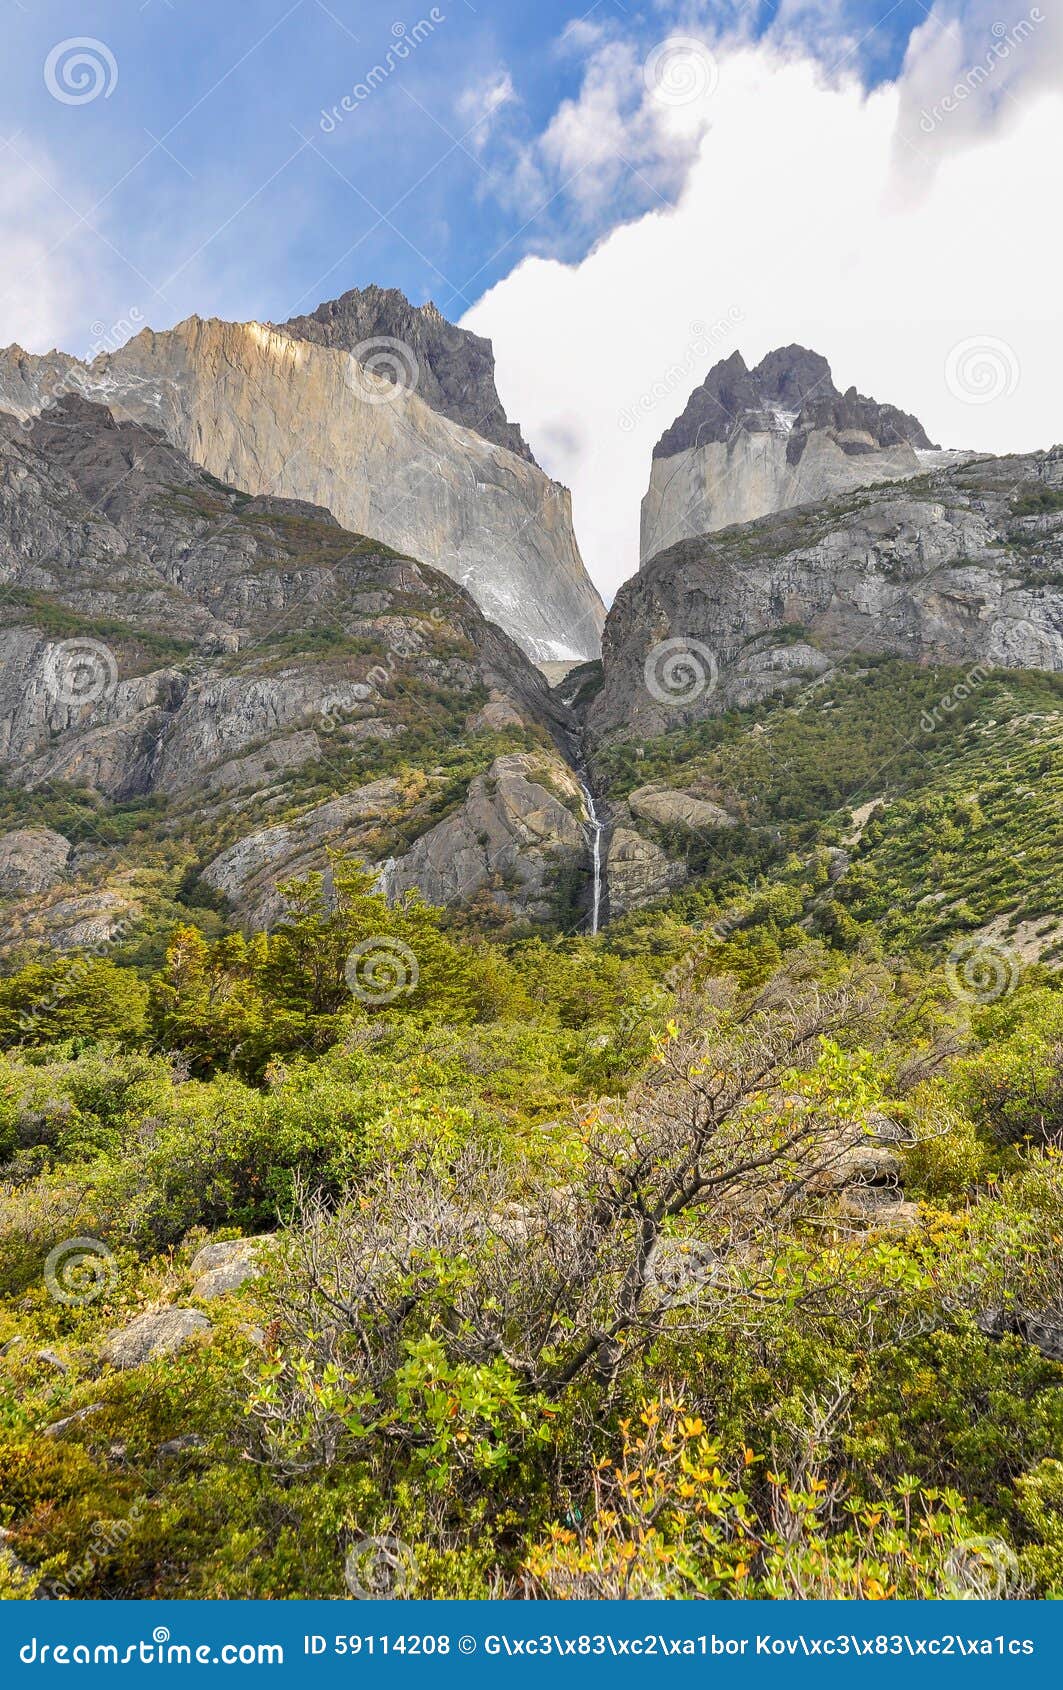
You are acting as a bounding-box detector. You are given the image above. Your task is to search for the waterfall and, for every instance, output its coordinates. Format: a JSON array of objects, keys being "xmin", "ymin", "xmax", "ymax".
[{"xmin": 579, "ymin": 782, "xmax": 603, "ymax": 935}]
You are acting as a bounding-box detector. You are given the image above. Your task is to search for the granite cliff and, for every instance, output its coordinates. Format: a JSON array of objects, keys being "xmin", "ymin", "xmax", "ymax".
[
  {"xmin": 0, "ymin": 396, "xmax": 596, "ymax": 942},
  {"xmin": 597, "ymin": 449, "xmax": 1063, "ymax": 739},
  {"xmin": 640, "ymin": 344, "xmax": 956, "ymax": 564},
  {"xmin": 280, "ymin": 283, "xmax": 533, "ymax": 461},
  {"xmin": 0, "ymin": 294, "xmax": 604, "ymax": 663}
]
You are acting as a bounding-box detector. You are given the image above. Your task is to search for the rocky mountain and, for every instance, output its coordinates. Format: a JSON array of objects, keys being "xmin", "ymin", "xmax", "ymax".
[
  {"xmin": 279, "ymin": 284, "xmax": 533, "ymax": 461},
  {"xmin": 0, "ymin": 396, "xmax": 596, "ymax": 943},
  {"xmin": 596, "ymin": 448, "xmax": 1063, "ymax": 739},
  {"xmin": 0, "ymin": 297, "xmax": 604, "ymax": 664},
  {"xmin": 640, "ymin": 344, "xmax": 954, "ymax": 564}
]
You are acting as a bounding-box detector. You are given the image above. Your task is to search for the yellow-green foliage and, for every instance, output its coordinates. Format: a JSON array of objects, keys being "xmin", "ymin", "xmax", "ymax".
[{"xmin": 0, "ymin": 860, "xmax": 1061, "ymax": 1600}]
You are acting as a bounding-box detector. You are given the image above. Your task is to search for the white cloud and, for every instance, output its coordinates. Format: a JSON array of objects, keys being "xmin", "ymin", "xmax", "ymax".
[
  {"xmin": 464, "ymin": 13, "xmax": 1063, "ymax": 603},
  {"xmin": 0, "ymin": 138, "xmax": 96, "ymax": 352},
  {"xmin": 456, "ymin": 69, "xmax": 517, "ymax": 150}
]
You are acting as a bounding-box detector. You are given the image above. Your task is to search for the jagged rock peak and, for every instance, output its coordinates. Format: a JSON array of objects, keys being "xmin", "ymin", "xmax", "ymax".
[
  {"xmin": 653, "ymin": 344, "xmax": 936, "ymax": 459},
  {"xmin": 278, "ymin": 282, "xmax": 534, "ymax": 462}
]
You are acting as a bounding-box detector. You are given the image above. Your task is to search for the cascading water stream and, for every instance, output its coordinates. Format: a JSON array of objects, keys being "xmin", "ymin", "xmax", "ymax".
[{"xmin": 579, "ymin": 781, "xmax": 603, "ymax": 935}]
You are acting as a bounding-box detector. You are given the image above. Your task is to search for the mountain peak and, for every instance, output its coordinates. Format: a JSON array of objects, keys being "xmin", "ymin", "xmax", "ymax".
[
  {"xmin": 752, "ymin": 345, "xmax": 835, "ymax": 409},
  {"xmin": 653, "ymin": 343, "xmax": 935, "ymax": 460},
  {"xmin": 278, "ymin": 283, "xmax": 534, "ymax": 462}
]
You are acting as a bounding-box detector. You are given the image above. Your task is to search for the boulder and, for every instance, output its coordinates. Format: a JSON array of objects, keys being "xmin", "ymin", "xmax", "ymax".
[
  {"xmin": 0, "ymin": 827, "xmax": 71, "ymax": 896},
  {"xmin": 104, "ymin": 1308, "xmax": 211, "ymax": 1370},
  {"xmin": 838, "ymin": 1187, "xmax": 920, "ymax": 1232},
  {"xmin": 155, "ymin": 1433, "xmax": 206, "ymax": 1463},
  {"xmin": 628, "ymin": 785, "xmax": 736, "ymax": 831},
  {"xmin": 189, "ymin": 1238, "xmax": 264, "ymax": 1301},
  {"xmin": 41, "ymin": 1403, "xmax": 103, "ymax": 1439},
  {"xmin": 34, "ymin": 1348, "xmax": 69, "ymax": 1373},
  {"xmin": 606, "ymin": 826, "xmax": 686, "ymax": 917}
]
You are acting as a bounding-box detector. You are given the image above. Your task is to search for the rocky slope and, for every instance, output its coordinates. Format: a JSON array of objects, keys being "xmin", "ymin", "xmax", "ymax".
[
  {"xmin": 640, "ymin": 344, "xmax": 955, "ymax": 564},
  {"xmin": 0, "ymin": 298, "xmax": 604, "ymax": 663},
  {"xmin": 0, "ymin": 396, "xmax": 594, "ymax": 941},
  {"xmin": 596, "ymin": 449, "xmax": 1063, "ymax": 738}
]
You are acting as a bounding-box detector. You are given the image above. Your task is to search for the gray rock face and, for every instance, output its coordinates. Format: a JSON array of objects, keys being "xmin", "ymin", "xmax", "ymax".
[
  {"xmin": 0, "ymin": 397, "xmax": 572, "ymax": 803},
  {"xmin": 0, "ymin": 307, "xmax": 604, "ymax": 661},
  {"xmin": 202, "ymin": 780, "xmax": 404, "ymax": 927},
  {"xmin": 280, "ymin": 284, "xmax": 534, "ymax": 461},
  {"xmin": 628, "ymin": 785, "xmax": 736, "ymax": 831},
  {"xmin": 189, "ymin": 1238, "xmax": 264, "ymax": 1300},
  {"xmin": 35, "ymin": 889, "xmax": 139, "ymax": 951},
  {"xmin": 388, "ymin": 752, "xmax": 587, "ymax": 924},
  {"xmin": 0, "ymin": 827, "xmax": 71, "ymax": 895},
  {"xmin": 595, "ymin": 450, "xmax": 1063, "ymax": 738},
  {"xmin": 642, "ymin": 345, "xmax": 944, "ymax": 563},
  {"xmin": 104, "ymin": 1308, "xmax": 211, "ymax": 1370},
  {"xmin": 605, "ymin": 826, "xmax": 687, "ymax": 918}
]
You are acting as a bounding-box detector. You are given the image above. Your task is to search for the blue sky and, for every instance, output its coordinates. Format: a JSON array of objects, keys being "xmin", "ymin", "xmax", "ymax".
[
  {"xmin": 1, "ymin": 0, "xmax": 932, "ymax": 354},
  {"xmin": 2, "ymin": 0, "xmax": 1059, "ymax": 597}
]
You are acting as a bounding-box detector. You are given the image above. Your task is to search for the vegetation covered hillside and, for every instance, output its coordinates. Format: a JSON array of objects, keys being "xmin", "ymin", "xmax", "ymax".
[
  {"xmin": 1, "ymin": 401, "xmax": 1060, "ymax": 1603},
  {"xmin": 1, "ymin": 671, "xmax": 1062, "ymax": 1597}
]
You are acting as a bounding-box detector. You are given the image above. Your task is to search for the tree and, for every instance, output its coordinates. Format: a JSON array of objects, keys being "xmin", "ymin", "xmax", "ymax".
[{"xmin": 249, "ymin": 954, "xmax": 911, "ymax": 1478}]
